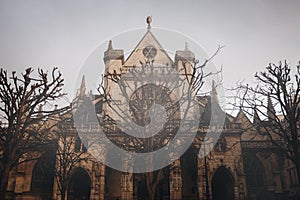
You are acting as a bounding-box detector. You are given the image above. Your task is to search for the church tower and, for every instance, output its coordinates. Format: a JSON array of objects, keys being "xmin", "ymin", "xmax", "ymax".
[
  {"xmin": 103, "ymin": 40, "xmax": 124, "ymax": 90},
  {"xmin": 175, "ymin": 42, "xmax": 195, "ymax": 81}
]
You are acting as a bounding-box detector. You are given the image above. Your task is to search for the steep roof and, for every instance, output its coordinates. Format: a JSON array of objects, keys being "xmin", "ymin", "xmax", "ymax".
[{"xmin": 199, "ymin": 96, "xmax": 231, "ymax": 128}]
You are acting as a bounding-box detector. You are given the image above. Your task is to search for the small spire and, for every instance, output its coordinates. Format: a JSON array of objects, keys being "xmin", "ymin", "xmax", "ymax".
[
  {"xmin": 212, "ymin": 80, "xmax": 216, "ymax": 90},
  {"xmin": 53, "ymin": 104, "xmax": 60, "ymax": 119},
  {"xmin": 267, "ymin": 94, "xmax": 276, "ymax": 120},
  {"xmin": 37, "ymin": 104, "xmax": 43, "ymax": 117},
  {"xmin": 210, "ymin": 80, "xmax": 218, "ymax": 104},
  {"xmin": 253, "ymin": 106, "xmax": 261, "ymax": 124},
  {"xmin": 237, "ymin": 106, "xmax": 246, "ymax": 119},
  {"xmin": 107, "ymin": 40, "xmax": 113, "ymax": 50},
  {"xmin": 146, "ymin": 16, "xmax": 152, "ymax": 30},
  {"xmin": 184, "ymin": 42, "xmax": 189, "ymax": 51},
  {"xmin": 88, "ymin": 89, "xmax": 93, "ymax": 99},
  {"xmin": 79, "ymin": 75, "xmax": 86, "ymax": 97}
]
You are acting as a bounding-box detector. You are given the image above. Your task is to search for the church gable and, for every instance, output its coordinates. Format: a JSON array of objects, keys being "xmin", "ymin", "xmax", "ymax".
[{"xmin": 123, "ymin": 30, "xmax": 174, "ymax": 68}]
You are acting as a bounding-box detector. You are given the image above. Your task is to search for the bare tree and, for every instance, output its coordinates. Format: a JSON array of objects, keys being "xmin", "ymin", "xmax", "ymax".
[
  {"xmin": 98, "ymin": 46, "xmax": 222, "ymax": 200},
  {"xmin": 233, "ymin": 60, "xmax": 300, "ymax": 183},
  {"xmin": 0, "ymin": 67, "xmax": 67, "ymax": 198},
  {"xmin": 53, "ymin": 114, "xmax": 90, "ymax": 200}
]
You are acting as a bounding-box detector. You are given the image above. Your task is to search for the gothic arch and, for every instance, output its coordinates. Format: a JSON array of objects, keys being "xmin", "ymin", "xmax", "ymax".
[
  {"xmin": 180, "ymin": 145, "xmax": 199, "ymax": 200},
  {"xmin": 105, "ymin": 166, "xmax": 122, "ymax": 200},
  {"xmin": 105, "ymin": 148, "xmax": 122, "ymax": 200},
  {"xmin": 212, "ymin": 166, "xmax": 235, "ymax": 200},
  {"xmin": 67, "ymin": 167, "xmax": 91, "ymax": 200},
  {"xmin": 243, "ymin": 150, "xmax": 273, "ymax": 200},
  {"xmin": 247, "ymin": 154, "xmax": 266, "ymax": 188},
  {"xmin": 154, "ymin": 166, "xmax": 170, "ymax": 200},
  {"xmin": 31, "ymin": 152, "xmax": 55, "ymax": 199},
  {"xmin": 133, "ymin": 166, "xmax": 170, "ymax": 200}
]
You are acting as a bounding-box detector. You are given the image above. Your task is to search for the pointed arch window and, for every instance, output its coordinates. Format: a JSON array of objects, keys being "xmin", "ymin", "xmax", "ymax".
[
  {"xmin": 75, "ymin": 137, "xmax": 82, "ymax": 152},
  {"xmin": 75, "ymin": 137, "xmax": 87, "ymax": 152},
  {"xmin": 214, "ymin": 137, "xmax": 227, "ymax": 152},
  {"xmin": 31, "ymin": 153, "xmax": 55, "ymax": 193}
]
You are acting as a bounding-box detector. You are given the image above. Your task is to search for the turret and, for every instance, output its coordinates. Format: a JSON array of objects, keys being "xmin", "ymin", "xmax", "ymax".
[
  {"xmin": 175, "ymin": 42, "xmax": 195, "ymax": 78},
  {"xmin": 103, "ymin": 40, "xmax": 124, "ymax": 70},
  {"xmin": 175, "ymin": 42, "xmax": 195, "ymax": 65},
  {"xmin": 103, "ymin": 40, "xmax": 124, "ymax": 89}
]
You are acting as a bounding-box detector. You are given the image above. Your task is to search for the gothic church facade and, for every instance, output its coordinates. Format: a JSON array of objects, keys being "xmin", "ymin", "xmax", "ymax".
[{"xmin": 6, "ymin": 21, "xmax": 298, "ymax": 200}]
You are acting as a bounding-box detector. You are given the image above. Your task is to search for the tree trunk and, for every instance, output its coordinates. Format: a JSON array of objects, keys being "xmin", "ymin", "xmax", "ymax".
[
  {"xmin": 59, "ymin": 189, "xmax": 67, "ymax": 200},
  {"xmin": 61, "ymin": 191, "xmax": 65, "ymax": 200},
  {"xmin": 0, "ymin": 166, "xmax": 10, "ymax": 199},
  {"xmin": 147, "ymin": 176, "xmax": 159, "ymax": 200},
  {"xmin": 294, "ymin": 159, "xmax": 300, "ymax": 199},
  {"xmin": 291, "ymin": 142, "xmax": 300, "ymax": 187},
  {"xmin": 145, "ymin": 169, "xmax": 164, "ymax": 200},
  {"xmin": 149, "ymin": 191, "xmax": 156, "ymax": 200},
  {"xmin": 62, "ymin": 190, "xmax": 67, "ymax": 200},
  {"xmin": 294, "ymin": 156, "xmax": 300, "ymax": 187},
  {"xmin": 60, "ymin": 184, "xmax": 67, "ymax": 200}
]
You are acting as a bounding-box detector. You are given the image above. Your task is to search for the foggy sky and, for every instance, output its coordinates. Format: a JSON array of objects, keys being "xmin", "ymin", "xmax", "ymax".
[{"xmin": 0, "ymin": 0, "xmax": 299, "ymax": 104}]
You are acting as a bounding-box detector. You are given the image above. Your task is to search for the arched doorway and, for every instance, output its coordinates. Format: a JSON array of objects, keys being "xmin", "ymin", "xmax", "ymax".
[
  {"xmin": 212, "ymin": 166, "xmax": 234, "ymax": 200},
  {"xmin": 31, "ymin": 152, "xmax": 56, "ymax": 199},
  {"xmin": 105, "ymin": 166, "xmax": 122, "ymax": 200},
  {"xmin": 68, "ymin": 168, "xmax": 91, "ymax": 200},
  {"xmin": 133, "ymin": 166, "xmax": 170, "ymax": 200},
  {"xmin": 104, "ymin": 148, "xmax": 122, "ymax": 200},
  {"xmin": 243, "ymin": 152, "xmax": 268, "ymax": 200},
  {"xmin": 180, "ymin": 145, "xmax": 199, "ymax": 200},
  {"xmin": 134, "ymin": 175, "xmax": 149, "ymax": 200},
  {"xmin": 154, "ymin": 166, "xmax": 170, "ymax": 200}
]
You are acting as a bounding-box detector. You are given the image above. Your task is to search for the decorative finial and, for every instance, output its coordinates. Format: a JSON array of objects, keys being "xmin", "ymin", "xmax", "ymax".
[
  {"xmin": 146, "ymin": 16, "xmax": 152, "ymax": 30},
  {"xmin": 211, "ymin": 80, "xmax": 219, "ymax": 103},
  {"xmin": 108, "ymin": 40, "xmax": 113, "ymax": 50},
  {"xmin": 253, "ymin": 106, "xmax": 261, "ymax": 124},
  {"xmin": 211, "ymin": 80, "xmax": 217, "ymax": 95},
  {"xmin": 78, "ymin": 75, "xmax": 86, "ymax": 97},
  {"xmin": 185, "ymin": 42, "xmax": 189, "ymax": 51},
  {"xmin": 267, "ymin": 93, "xmax": 276, "ymax": 120},
  {"xmin": 37, "ymin": 104, "xmax": 43, "ymax": 117}
]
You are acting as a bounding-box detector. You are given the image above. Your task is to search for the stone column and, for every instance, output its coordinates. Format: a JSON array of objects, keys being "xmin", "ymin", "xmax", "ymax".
[
  {"xmin": 197, "ymin": 156, "xmax": 205, "ymax": 200},
  {"xmin": 120, "ymin": 155, "xmax": 133, "ymax": 200},
  {"xmin": 121, "ymin": 172, "xmax": 133, "ymax": 200},
  {"xmin": 52, "ymin": 176, "xmax": 59, "ymax": 200},
  {"xmin": 93, "ymin": 162, "xmax": 105, "ymax": 200},
  {"xmin": 6, "ymin": 166, "xmax": 17, "ymax": 199},
  {"xmin": 169, "ymin": 159, "xmax": 182, "ymax": 200},
  {"xmin": 234, "ymin": 185, "xmax": 239, "ymax": 200},
  {"xmin": 234, "ymin": 158, "xmax": 247, "ymax": 200}
]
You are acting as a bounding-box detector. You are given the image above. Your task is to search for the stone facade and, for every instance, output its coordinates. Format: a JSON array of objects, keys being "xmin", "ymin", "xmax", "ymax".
[{"xmin": 6, "ymin": 25, "xmax": 299, "ymax": 200}]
